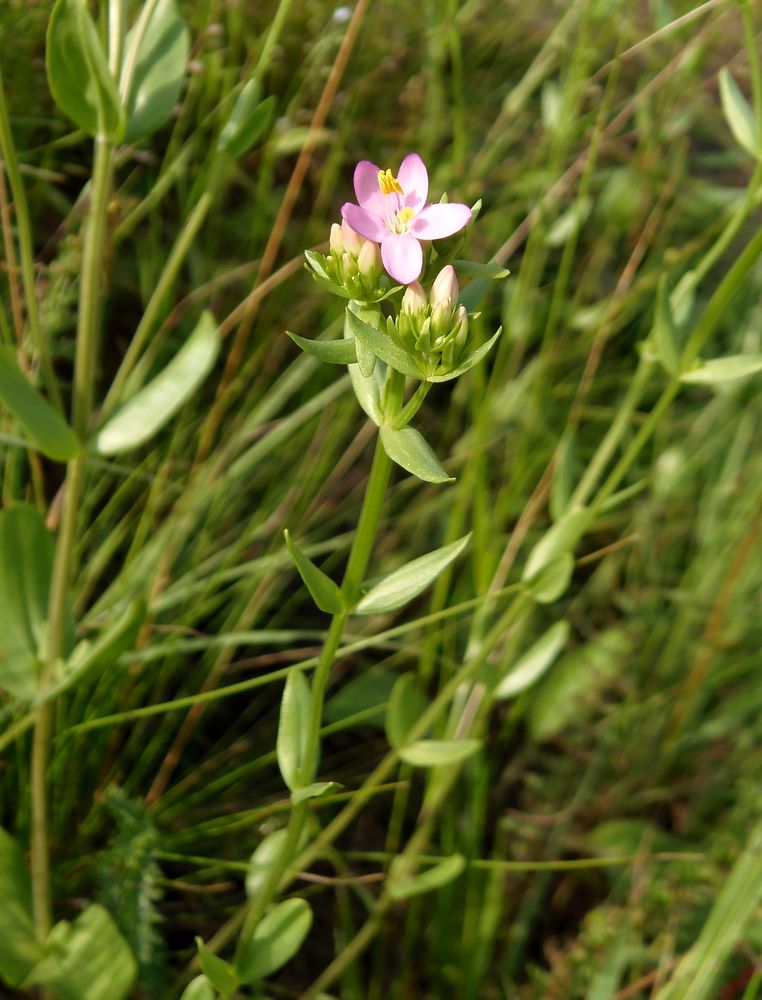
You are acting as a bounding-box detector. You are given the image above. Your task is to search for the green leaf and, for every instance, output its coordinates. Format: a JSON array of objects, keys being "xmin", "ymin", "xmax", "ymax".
[
  {"xmin": 399, "ymin": 739, "xmax": 481, "ymax": 768},
  {"xmin": 346, "ymin": 307, "xmax": 422, "ymax": 380},
  {"xmin": 452, "ymin": 260, "xmax": 510, "ymax": 280},
  {"xmin": 237, "ymin": 898, "xmax": 313, "ymax": 983},
  {"xmin": 385, "ymin": 674, "xmax": 428, "ymax": 751},
  {"xmin": 652, "ymin": 276, "xmax": 681, "ymax": 377},
  {"xmin": 96, "ymin": 311, "xmax": 219, "ymax": 455},
  {"xmin": 283, "ymin": 530, "xmax": 344, "ymax": 614},
  {"xmin": 46, "ymin": 0, "xmax": 123, "ymax": 138},
  {"xmin": 523, "ymin": 505, "xmax": 592, "ymax": 582},
  {"xmin": 29, "ymin": 905, "xmax": 136, "ymax": 1000},
  {"xmin": 324, "ymin": 667, "xmax": 398, "ymax": 730},
  {"xmin": 379, "ymin": 426, "xmax": 453, "ymax": 483},
  {"xmin": 388, "ymin": 853, "xmax": 466, "ymax": 900},
  {"xmin": 179, "ymin": 975, "xmax": 215, "ymax": 1000},
  {"xmin": 287, "ymin": 331, "xmax": 357, "ymax": 365},
  {"xmin": 0, "ymin": 346, "xmax": 80, "ymax": 461},
  {"xmin": 291, "ymin": 781, "xmax": 341, "ymax": 806},
  {"xmin": 355, "ymin": 535, "xmax": 470, "ymax": 615},
  {"xmin": 495, "ymin": 620, "xmax": 570, "ymax": 699},
  {"xmin": 719, "ymin": 67, "xmax": 759, "ymax": 158},
  {"xmin": 426, "ymin": 328, "xmax": 503, "ymax": 382},
  {"xmin": 525, "ymin": 552, "xmax": 574, "ymax": 604},
  {"xmin": 247, "ymin": 830, "xmax": 289, "ymax": 900},
  {"xmin": 0, "ymin": 827, "xmax": 41, "ymax": 987},
  {"xmin": 123, "ymin": 0, "xmax": 190, "ymax": 143},
  {"xmin": 0, "ymin": 504, "xmax": 73, "ymax": 701},
  {"xmin": 218, "ymin": 82, "xmax": 276, "ymax": 157},
  {"xmin": 355, "ymin": 336, "xmax": 377, "ymax": 377},
  {"xmin": 680, "ymin": 354, "xmax": 762, "ymax": 385},
  {"xmin": 550, "ymin": 431, "xmax": 576, "ymax": 522},
  {"xmin": 349, "ymin": 357, "xmax": 385, "ymax": 425},
  {"xmin": 276, "ymin": 669, "xmax": 312, "ymax": 792},
  {"xmin": 195, "ymin": 939, "xmax": 238, "ymax": 997}
]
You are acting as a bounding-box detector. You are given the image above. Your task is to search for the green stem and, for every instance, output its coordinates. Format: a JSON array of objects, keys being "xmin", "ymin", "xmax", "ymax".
[{"xmin": 30, "ymin": 134, "xmax": 115, "ymax": 941}]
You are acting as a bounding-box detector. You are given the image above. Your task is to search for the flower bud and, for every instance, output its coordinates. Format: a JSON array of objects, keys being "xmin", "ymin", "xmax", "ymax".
[
  {"xmin": 401, "ymin": 281, "xmax": 427, "ymax": 315},
  {"xmin": 454, "ymin": 304, "xmax": 469, "ymax": 347},
  {"xmin": 357, "ymin": 239, "xmax": 381, "ymax": 281},
  {"xmin": 429, "ymin": 265, "xmax": 459, "ymax": 311},
  {"xmin": 341, "ymin": 221, "xmax": 365, "ymax": 256},
  {"xmin": 329, "ymin": 222, "xmax": 345, "ymax": 257}
]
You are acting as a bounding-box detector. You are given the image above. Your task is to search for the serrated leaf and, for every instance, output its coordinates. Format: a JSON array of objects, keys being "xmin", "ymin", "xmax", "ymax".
[
  {"xmin": 286, "ymin": 331, "xmax": 357, "ymax": 365},
  {"xmin": 380, "ymin": 426, "xmax": 453, "ymax": 483},
  {"xmin": 680, "ymin": 354, "xmax": 762, "ymax": 384},
  {"xmin": 399, "ymin": 739, "xmax": 481, "ymax": 768},
  {"xmin": 283, "ymin": 530, "xmax": 344, "ymax": 615},
  {"xmin": 355, "ymin": 535, "xmax": 470, "ymax": 615},
  {"xmin": 96, "ymin": 311, "xmax": 219, "ymax": 454},
  {"xmin": 652, "ymin": 276, "xmax": 681, "ymax": 377},
  {"xmin": 276, "ymin": 669, "xmax": 312, "ymax": 791},
  {"xmin": 525, "ymin": 552, "xmax": 574, "ymax": 604},
  {"xmin": 719, "ymin": 67, "xmax": 759, "ymax": 158},
  {"xmin": 346, "ymin": 307, "xmax": 422, "ymax": 379},
  {"xmin": 0, "ymin": 827, "xmax": 41, "ymax": 987},
  {"xmin": 46, "ymin": 0, "xmax": 123, "ymax": 138},
  {"xmin": 123, "ymin": 0, "xmax": 189, "ymax": 142},
  {"xmin": 179, "ymin": 976, "xmax": 215, "ymax": 1000},
  {"xmin": 236, "ymin": 898, "xmax": 313, "ymax": 983},
  {"xmin": 388, "ymin": 853, "xmax": 466, "ymax": 900},
  {"xmin": 426, "ymin": 328, "xmax": 503, "ymax": 382},
  {"xmin": 217, "ymin": 82, "xmax": 275, "ymax": 157},
  {"xmin": 291, "ymin": 781, "xmax": 341, "ymax": 806},
  {"xmin": 495, "ymin": 620, "xmax": 570, "ymax": 699},
  {"xmin": 385, "ymin": 674, "xmax": 428, "ymax": 751},
  {"xmin": 0, "ymin": 346, "xmax": 80, "ymax": 461},
  {"xmin": 195, "ymin": 939, "xmax": 238, "ymax": 997},
  {"xmin": 523, "ymin": 506, "xmax": 592, "ymax": 582}
]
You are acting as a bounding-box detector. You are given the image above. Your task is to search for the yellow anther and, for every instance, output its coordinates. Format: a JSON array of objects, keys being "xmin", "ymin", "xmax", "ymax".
[
  {"xmin": 398, "ymin": 207, "xmax": 414, "ymax": 223},
  {"xmin": 378, "ymin": 168, "xmax": 404, "ymax": 196}
]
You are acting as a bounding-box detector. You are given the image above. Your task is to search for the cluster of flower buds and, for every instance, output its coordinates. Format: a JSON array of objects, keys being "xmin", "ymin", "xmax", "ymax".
[
  {"xmin": 387, "ymin": 265, "xmax": 471, "ymax": 375},
  {"xmin": 305, "ymin": 221, "xmax": 393, "ymax": 302}
]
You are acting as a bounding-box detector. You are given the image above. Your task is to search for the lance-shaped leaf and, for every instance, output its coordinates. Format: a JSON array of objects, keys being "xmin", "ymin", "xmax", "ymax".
[
  {"xmin": 179, "ymin": 977, "xmax": 214, "ymax": 1000},
  {"xmin": 719, "ymin": 67, "xmax": 759, "ymax": 158},
  {"xmin": 0, "ymin": 346, "xmax": 80, "ymax": 461},
  {"xmin": 388, "ymin": 853, "xmax": 466, "ymax": 901},
  {"xmin": 379, "ymin": 426, "xmax": 453, "ymax": 483},
  {"xmin": 346, "ymin": 307, "xmax": 423, "ymax": 379},
  {"xmin": 283, "ymin": 530, "xmax": 344, "ymax": 614},
  {"xmin": 496, "ymin": 620, "xmax": 570, "ymax": 699},
  {"xmin": 218, "ymin": 82, "xmax": 276, "ymax": 157},
  {"xmin": 287, "ymin": 331, "xmax": 357, "ymax": 365},
  {"xmin": 46, "ymin": 0, "xmax": 123, "ymax": 138},
  {"xmin": 523, "ymin": 506, "xmax": 592, "ymax": 582},
  {"xmin": 355, "ymin": 535, "xmax": 470, "ymax": 615},
  {"xmin": 123, "ymin": 0, "xmax": 190, "ymax": 143},
  {"xmin": 96, "ymin": 311, "xmax": 219, "ymax": 454},
  {"xmin": 525, "ymin": 552, "xmax": 574, "ymax": 604},
  {"xmin": 680, "ymin": 354, "xmax": 762, "ymax": 384},
  {"xmin": 195, "ymin": 939, "xmax": 238, "ymax": 997},
  {"xmin": 652, "ymin": 276, "xmax": 681, "ymax": 377},
  {"xmin": 0, "ymin": 827, "xmax": 41, "ymax": 988},
  {"xmin": 385, "ymin": 674, "xmax": 428, "ymax": 750},
  {"xmin": 399, "ymin": 739, "xmax": 481, "ymax": 768},
  {"xmin": 426, "ymin": 327, "xmax": 503, "ymax": 383},
  {"xmin": 453, "ymin": 260, "xmax": 510, "ymax": 280},
  {"xmin": 276, "ymin": 669, "xmax": 312, "ymax": 792},
  {"xmin": 355, "ymin": 336, "xmax": 377, "ymax": 377},
  {"xmin": 236, "ymin": 898, "xmax": 313, "ymax": 983}
]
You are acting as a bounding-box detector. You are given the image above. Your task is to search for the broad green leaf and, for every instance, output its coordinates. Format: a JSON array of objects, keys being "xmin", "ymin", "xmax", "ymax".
[
  {"xmin": 276, "ymin": 669, "xmax": 312, "ymax": 791},
  {"xmin": 195, "ymin": 939, "xmax": 238, "ymax": 997},
  {"xmin": 652, "ymin": 276, "xmax": 681, "ymax": 377},
  {"xmin": 385, "ymin": 674, "xmax": 428, "ymax": 751},
  {"xmin": 28, "ymin": 904, "xmax": 136, "ymax": 1000},
  {"xmin": 237, "ymin": 898, "xmax": 313, "ymax": 983},
  {"xmin": 283, "ymin": 530, "xmax": 344, "ymax": 615},
  {"xmin": 218, "ymin": 82, "xmax": 276, "ymax": 157},
  {"xmin": 287, "ymin": 331, "xmax": 357, "ymax": 365},
  {"xmin": 0, "ymin": 504, "xmax": 73, "ymax": 701},
  {"xmin": 346, "ymin": 307, "xmax": 422, "ymax": 380},
  {"xmin": 388, "ymin": 853, "xmax": 466, "ymax": 900},
  {"xmin": 380, "ymin": 426, "xmax": 453, "ymax": 483},
  {"xmin": 426, "ymin": 328, "xmax": 503, "ymax": 382},
  {"xmin": 123, "ymin": 0, "xmax": 190, "ymax": 142},
  {"xmin": 719, "ymin": 67, "xmax": 759, "ymax": 158},
  {"xmin": 525, "ymin": 552, "xmax": 574, "ymax": 604},
  {"xmin": 523, "ymin": 505, "xmax": 592, "ymax": 582},
  {"xmin": 247, "ymin": 830, "xmax": 289, "ymax": 900},
  {"xmin": 324, "ymin": 667, "xmax": 398, "ymax": 730},
  {"xmin": 96, "ymin": 311, "xmax": 219, "ymax": 454},
  {"xmin": 0, "ymin": 346, "xmax": 80, "ymax": 461},
  {"xmin": 355, "ymin": 535, "xmax": 470, "ymax": 615},
  {"xmin": 399, "ymin": 739, "xmax": 481, "ymax": 768},
  {"xmin": 0, "ymin": 827, "xmax": 40, "ymax": 987},
  {"xmin": 179, "ymin": 976, "xmax": 215, "ymax": 1000},
  {"xmin": 496, "ymin": 620, "xmax": 570, "ymax": 699},
  {"xmin": 291, "ymin": 781, "xmax": 341, "ymax": 805},
  {"xmin": 680, "ymin": 354, "xmax": 762, "ymax": 385},
  {"xmin": 46, "ymin": 0, "xmax": 123, "ymax": 138}
]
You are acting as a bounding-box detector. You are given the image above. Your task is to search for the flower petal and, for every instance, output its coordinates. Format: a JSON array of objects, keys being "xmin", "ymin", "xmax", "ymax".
[
  {"xmin": 354, "ymin": 160, "xmax": 384, "ymax": 211},
  {"xmin": 398, "ymin": 153, "xmax": 428, "ymax": 212},
  {"xmin": 410, "ymin": 202, "xmax": 472, "ymax": 240},
  {"xmin": 341, "ymin": 202, "xmax": 387, "ymax": 242},
  {"xmin": 381, "ymin": 234, "xmax": 423, "ymax": 284}
]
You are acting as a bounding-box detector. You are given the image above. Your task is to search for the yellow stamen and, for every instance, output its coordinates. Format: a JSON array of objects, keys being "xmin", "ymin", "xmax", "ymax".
[
  {"xmin": 378, "ymin": 168, "xmax": 404, "ymax": 196},
  {"xmin": 398, "ymin": 207, "xmax": 414, "ymax": 223}
]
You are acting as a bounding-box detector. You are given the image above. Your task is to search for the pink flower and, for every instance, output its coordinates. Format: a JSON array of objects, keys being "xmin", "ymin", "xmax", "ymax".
[{"xmin": 341, "ymin": 153, "xmax": 472, "ymax": 285}]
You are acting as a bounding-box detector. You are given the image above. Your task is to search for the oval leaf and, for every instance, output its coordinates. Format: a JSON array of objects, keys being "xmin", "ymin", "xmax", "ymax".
[
  {"xmin": 385, "ymin": 674, "xmax": 428, "ymax": 751},
  {"xmin": 247, "ymin": 830, "xmax": 288, "ymax": 900},
  {"xmin": 237, "ymin": 898, "xmax": 313, "ymax": 984},
  {"xmin": 719, "ymin": 67, "xmax": 759, "ymax": 158},
  {"xmin": 388, "ymin": 853, "xmax": 466, "ymax": 901},
  {"xmin": 276, "ymin": 669, "xmax": 312, "ymax": 792},
  {"xmin": 680, "ymin": 354, "xmax": 762, "ymax": 384},
  {"xmin": 495, "ymin": 620, "xmax": 570, "ymax": 699},
  {"xmin": 283, "ymin": 530, "xmax": 344, "ymax": 614},
  {"xmin": 380, "ymin": 426, "xmax": 453, "ymax": 484},
  {"xmin": 287, "ymin": 331, "xmax": 357, "ymax": 365},
  {"xmin": 179, "ymin": 976, "xmax": 215, "ymax": 1000},
  {"xmin": 399, "ymin": 739, "xmax": 481, "ymax": 768},
  {"xmin": 96, "ymin": 311, "xmax": 219, "ymax": 454},
  {"xmin": 355, "ymin": 534, "xmax": 470, "ymax": 615},
  {"xmin": 0, "ymin": 346, "xmax": 80, "ymax": 461}
]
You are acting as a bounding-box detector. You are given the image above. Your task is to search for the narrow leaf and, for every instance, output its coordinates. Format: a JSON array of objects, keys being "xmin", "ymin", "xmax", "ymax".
[
  {"xmin": 195, "ymin": 939, "xmax": 238, "ymax": 997},
  {"xmin": 495, "ymin": 620, "xmax": 570, "ymax": 699},
  {"xmin": 427, "ymin": 328, "xmax": 503, "ymax": 382},
  {"xmin": 355, "ymin": 535, "xmax": 470, "ymax": 615},
  {"xmin": 399, "ymin": 739, "xmax": 481, "ymax": 768},
  {"xmin": 276, "ymin": 669, "xmax": 312, "ymax": 791},
  {"xmin": 380, "ymin": 426, "xmax": 453, "ymax": 483},
  {"xmin": 237, "ymin": 898, "xmax": 313, "ymax": 983},
  {"xmin": 385, "ymin": 674, "xmax": 428, "ymax": 751},
  {"xmin": 388, "ymin": 853, "xmax": 466, "ymax": 900},
  {"xmin": 346, "ymin": 307, "xmax": 423, "ymax": 379},
  {"xmin": 719, "ymin": 67, "xmax": 759, "ymax": 158},
  {"xmin": 287, "ymin": 331, "xmax": 357, "ymax": 365},
  {"xmin": 283, "ymin": 530, "xmax": 344, "ymax": 614},
  {"xmin": 0, "ymin": 346, "xmax": 79, "ymax": 461},
  {"xmin": 680, "ymin": 354, "xmax": 762, "ymax": 384},
  {"xmin": 652, "ymin": 276, "xmax": 681, "ymax": 377},
  {"xmin": 96, "ymin": 311, "xmax": 219, "ymax": 454},
  {"xmin": 218, "ymin": 83, "xmax": 276, "ymax": 157},
  {"xmin": 523, "ymin": 505, "xmax": 592, "ymax": 582}
]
